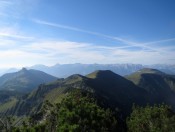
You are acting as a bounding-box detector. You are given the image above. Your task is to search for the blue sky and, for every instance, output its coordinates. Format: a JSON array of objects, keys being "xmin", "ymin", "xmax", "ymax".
[{"xmin": 0, "ymin": 0, "xmax": 175, "ymax": 68}]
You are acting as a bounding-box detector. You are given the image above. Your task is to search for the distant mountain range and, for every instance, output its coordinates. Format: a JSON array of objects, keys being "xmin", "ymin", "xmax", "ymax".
[
  {"xmin": 30, "ymin": 63, "xmax": 175, "ymax": 77},
  {"xmin": 0, "ymin": 68, "xmax": 57, "ymax": 93},
  {"xmin": 0, "ymin": 64, "xmax": 175, "ymax": 78}
]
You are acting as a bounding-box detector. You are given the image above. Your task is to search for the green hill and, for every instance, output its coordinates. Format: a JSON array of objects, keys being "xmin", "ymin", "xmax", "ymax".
[
  {"xmin": 126, "ymin": 68, "xmax": 175, "ymax": 106},
  {"xmin": 0, "ymin": 68, "xmax": 57, "ymax": 93}
]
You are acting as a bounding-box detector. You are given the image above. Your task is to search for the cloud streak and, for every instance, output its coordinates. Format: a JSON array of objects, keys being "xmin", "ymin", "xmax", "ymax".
[
  {"xmin": 0, "ymin": 32, "xmax": 34, "ymax": 40},
  {"xmin": 0, "ymin": 19, "xmax": 174, "ymax": 68},
  {"xmin": 0, "ymin": 27, "xmax": 35, "ymax": 40},
  {"xmin": 33, "ymin": 19, "xmax": 175, "ymax": 54},
  {"xmin": 33, "ymin": 19, "xmax": 140, "ymax": 46}
]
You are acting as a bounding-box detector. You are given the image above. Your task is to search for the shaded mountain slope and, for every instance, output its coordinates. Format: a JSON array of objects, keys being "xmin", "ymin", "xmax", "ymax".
[
  {"xmin": 86, "ymin": 70, "xmax": 150, "ymax": 112},
  {"xmin": 0, "ymin": 91, "xmax": 20, "ymax": 104},
  {"xmin": 126, "ymin": 68, "xmax": 175, "ymax": 107},
  {"xmin": 5, "ymin": 76, "xmax": 87, "ymax": 116}
]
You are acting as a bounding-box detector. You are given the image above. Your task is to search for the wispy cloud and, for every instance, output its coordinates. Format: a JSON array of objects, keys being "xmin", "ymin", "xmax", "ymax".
[
  {"xmin": 0, "ymin": 27, "xmax": 34, "ymax": 40},
  {"xmin": 33, "ymin": 19, "xmax": 139, "ymax": 46},
  {"xmin": 0, "ymin": 36, "xmax": 175, "ymax": 68},
  {"xmin": 0, "ymin": 18, "xmax": 175, "ymax": 68},
  {"xmin": 143, "ymin": 38, "xmax": 175, "ymax": 45},
  {"xmin": 0, "ymin": 0, "xmax": 13, "ymax": 7},
  {"xmin": 0, "ymin": 32, "xmax": 34, "ymax": 40},
  {"xmin": 33, "ymin": 19, "xmax": 175, "ymax": 54},
  {"xmin": 0, "ymin": 0, "xmax": 39, "ymax": 19},
  {"xmin": 0, "ymin": 0, "xmax": 14, "ymax": 17},
  {"xmin": 0, "ymin": 20, "xmax": 174, "ymax": 68},
  {"xmin": 24, "ymin": 40, "xmax": 175, "ymax": 64}
]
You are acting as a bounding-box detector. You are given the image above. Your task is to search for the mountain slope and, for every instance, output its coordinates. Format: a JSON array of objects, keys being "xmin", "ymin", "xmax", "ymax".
[
  {"xmin": 0, "ymin": 68, "xmax": 57, "ymax": 93},
  {"xmin": 1, "ymin": 70, "xmax": 150, "ymax": 117},
  {"xmin": 126, "ymin": 68, "xmax": 175, "ymax": 106},
  {"xmin": 86, "ymin": 70, "xmax": 149, "ymax": 112}
]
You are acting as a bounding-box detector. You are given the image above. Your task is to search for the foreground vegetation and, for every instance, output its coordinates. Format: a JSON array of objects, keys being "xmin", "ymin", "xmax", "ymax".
[
  {"xmin": 9, "ymin": 90, "xmax": 119, "ymax": 131},
  {"xmin": 1, "ymin": 90, "xmax": 175, "ymax": 132},
  {"xmin": 127, "ymin": 104, "xmax": 175, "ymax": 132}
]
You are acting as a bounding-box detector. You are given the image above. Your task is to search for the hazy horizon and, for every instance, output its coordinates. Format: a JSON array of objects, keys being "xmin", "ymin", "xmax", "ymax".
[
  {"xmin": 0, "ymin": 62, "xmax": 174, "ymax": 70},
  {"xmin": 0, "ymin": 0, "xmax": 175, "ymax": 68}
]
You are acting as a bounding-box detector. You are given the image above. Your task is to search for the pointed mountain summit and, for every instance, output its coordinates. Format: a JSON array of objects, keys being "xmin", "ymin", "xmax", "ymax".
[
  {"xmin": 87, "ymin": 70, "xmax": 123, "ymax": 79},
  {"xmin": 0, "ymin": 68, "xmax": 57, "ymax": 93},
  {"xmin": 87, "ymin": 70, "xmax": 140, "ymax": 89}
]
